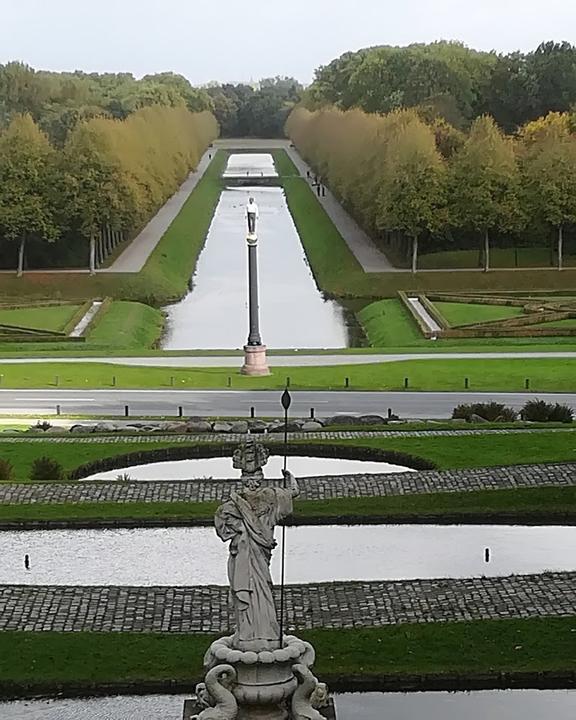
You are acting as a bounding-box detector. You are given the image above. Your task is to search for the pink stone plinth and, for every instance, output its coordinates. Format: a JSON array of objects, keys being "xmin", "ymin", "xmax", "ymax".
[{"xmin": 241, "ymin": 345, "xmax": 270, "ymax": 376}]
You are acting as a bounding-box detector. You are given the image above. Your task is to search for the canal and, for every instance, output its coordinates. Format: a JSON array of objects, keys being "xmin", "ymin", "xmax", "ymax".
[{"xmin": 162, "ymin": 153, "xmax": 356, "ymax": 350}]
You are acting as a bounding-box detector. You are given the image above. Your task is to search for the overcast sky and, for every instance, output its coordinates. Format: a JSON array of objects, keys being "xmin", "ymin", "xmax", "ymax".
[{"xmin": 1, "ymin": 0, "xmax": 575, "ymax": 84}]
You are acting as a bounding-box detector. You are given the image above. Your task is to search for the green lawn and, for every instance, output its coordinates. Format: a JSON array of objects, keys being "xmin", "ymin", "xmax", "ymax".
[
  {"xmin": 1, "ymin": 357, "xmax": 576, "ymax": 391},
  {"xmin": 0, "ymin": 429, "xmax": 574, "ymax": 483},
  {"xmin": 0, "ymin": 486, "xmax": 573, "ymax": 524},
  {"xmin": 0, "ymin": 304, "xmax": 82, "ymax": 332},
  {"xmin": 433, "ymin": 301, "xmax": 524, "ymax": 327},
  {"xmin": 1, "ymin": 618, "xmax": 573, "ymax": 688},
  {"xmin": 87, "ymin": 301, "xmax": 163, "ymax": 348}
]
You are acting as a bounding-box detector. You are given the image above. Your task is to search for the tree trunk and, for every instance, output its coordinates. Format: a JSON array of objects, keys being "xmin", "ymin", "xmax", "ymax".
[
  {"xmin": 16, "ymin": 236, "xmax": 26, "ymax": 277},
  {"xmin": 483, "ymin": 231, "xmax": 490, "ymax": 272},
  {"xmin": 89, "ymin": 232, "xmax": 96, "ymax": 275},
  {"xmin": 558, "ymin": 225, "xmax": 564, "ymax": 271},
  {"xmin": 411, "ymin": 236, "xmax": 418, "ymax": 274}
]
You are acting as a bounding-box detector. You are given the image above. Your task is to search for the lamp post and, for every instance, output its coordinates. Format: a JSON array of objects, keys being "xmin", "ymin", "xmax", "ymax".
[{"xmin": 241, "ymin": 199, "xmax": 270, "ymax": 376}]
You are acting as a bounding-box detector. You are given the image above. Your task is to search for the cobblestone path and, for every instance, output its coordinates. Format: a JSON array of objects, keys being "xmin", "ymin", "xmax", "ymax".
[
  {"xmin": 4, "ymin": 427, "xmax": 574, "ymax": 444},
  {"xmin": 0, "ymin": 463, "xmax": 574, "ymax": 505},
  {"xmin": 0, "ymin": 573, "xmax": 573, "ymax": 633}
]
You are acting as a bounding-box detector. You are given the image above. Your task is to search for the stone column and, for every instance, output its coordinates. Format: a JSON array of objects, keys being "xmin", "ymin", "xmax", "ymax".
[{"xmin": 241, "ymin": 233, "xmax": 269, "ymax": 376}]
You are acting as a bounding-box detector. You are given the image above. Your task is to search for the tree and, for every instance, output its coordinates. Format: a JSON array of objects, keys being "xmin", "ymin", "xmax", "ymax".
[
  {"xmin": 520, "ymin": 113, "xmax": 576, "ymax": 269},
  {"xmin": 0, "ymin": 114, "xmax": 58, "ymax": 275},
  {"xmin": 448, "ymin": 115, "xmax": 522, "ymax": 271},
  {"xmin": 375, "ymin": 113, "xmax": 446, "ymax": 272}
]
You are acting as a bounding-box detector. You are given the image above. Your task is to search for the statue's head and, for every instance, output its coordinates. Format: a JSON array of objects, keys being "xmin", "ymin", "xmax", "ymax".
[{"xmin": 249, "ymin": 196, "xmax": 255, "ymax": 204}]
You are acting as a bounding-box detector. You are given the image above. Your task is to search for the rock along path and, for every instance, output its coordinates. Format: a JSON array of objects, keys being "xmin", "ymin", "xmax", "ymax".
[
  {"xmin": 0, "ymin": 573, "xmax": 574, "ymax": 632},
  {"xmin": 1, "ymin": 462, "xmax": 574, "ymax": 505}
]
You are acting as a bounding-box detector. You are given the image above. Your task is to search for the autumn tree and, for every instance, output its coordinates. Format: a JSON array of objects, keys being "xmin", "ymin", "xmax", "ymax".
[
  {"xmin": 0, "ymin": 114, "xmax": 58, "ymax": 275},
  {"xmin": 448, "ymin": 115, "xmax": 522, "ymax": 271},
  {"xmin": 520, "ymin": 113, "xmax": 576, "ymax": 269}
]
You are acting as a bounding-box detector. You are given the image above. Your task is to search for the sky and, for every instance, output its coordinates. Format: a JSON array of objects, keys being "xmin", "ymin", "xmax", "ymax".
[{"xmin": 1, "ymin": 0, "xmax": 576, "ymax": 85}]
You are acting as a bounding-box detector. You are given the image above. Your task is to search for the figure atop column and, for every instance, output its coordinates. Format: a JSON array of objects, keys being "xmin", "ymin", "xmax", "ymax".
[{"xmin": 246, "ymin": 196, "xmax": 259, "ymax": 238}]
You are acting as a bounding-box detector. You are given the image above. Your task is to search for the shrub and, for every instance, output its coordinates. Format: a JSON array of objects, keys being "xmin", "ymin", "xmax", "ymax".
[
  {"xmin": 452, "ymin": 402, "xmax": 517, "ymax": 422},
  {"xmin": 29, "ymin": 456, "xmax": 65, "ymax": 482},
  {"xmin": 521, "ymin": 400, "xmax": 574, "ymax": 423},
  {"xmin": 0, "ymin": 459, "xmax": 14, "ymax": 481}
]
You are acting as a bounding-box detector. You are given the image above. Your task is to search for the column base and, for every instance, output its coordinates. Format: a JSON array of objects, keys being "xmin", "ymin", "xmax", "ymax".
[{"xmin": 241, "ymin": 345, "xmax": 270, "ymax": 376}]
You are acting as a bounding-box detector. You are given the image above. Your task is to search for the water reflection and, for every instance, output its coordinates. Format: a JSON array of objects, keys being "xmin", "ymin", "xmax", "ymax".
[
  {"xmin": 2, "ymin": 689, "xmax": 575, "ymax": 719},
  {"xmin": 162, "ymin": 184, "xmax": 352, "ymax": 349},
  {"xmin": 223, "ymin": 152, "xmax": 277, "ymax": 177},
  {"xmin": 82, "ymin": 456, "xmax": 412, "ymax": 481},
  {"xmin": 2, "ymin": 525, "xmax": 574, "ymax": 586}
]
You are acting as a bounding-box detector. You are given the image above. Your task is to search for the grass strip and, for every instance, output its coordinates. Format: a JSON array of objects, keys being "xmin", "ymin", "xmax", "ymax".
[
  {"xmin": 0, "ymin": 618, "xmax": 574, "ymax": 685},
  {"xmin": 0, "ymin": 430, "xmax": 574, "ymax": 483},
  {"xmin": 0, "ymin": 487, "xmax": 573, "ymax": 524},
  {"xmin": 1, "ymin": 357, "xmax": 576, "ymax": 390}
]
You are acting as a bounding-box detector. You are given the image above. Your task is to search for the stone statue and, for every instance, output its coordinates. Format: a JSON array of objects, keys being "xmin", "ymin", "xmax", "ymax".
[
  {"xmin": 291, "ymin": 664, "xmax": 328, "ymax": 720},
  {"xmin": 232, "ymin": 440, "xmax": 269, "ymax": 481},
  {"xmin": 191, "ymin": 664, "xmax": 238, "ymax": 720},
  {"xmin": 246, "ymin": 196, "xmax": 259, "ymax": 235},
  {"xmin": 215, "ymin": 465, "xmax": 299, "ymax": 651}
]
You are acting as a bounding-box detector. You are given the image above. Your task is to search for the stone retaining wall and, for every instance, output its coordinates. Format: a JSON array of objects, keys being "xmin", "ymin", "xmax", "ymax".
[
  {"xmin": 1, "ymin": 463, "xmax": 574, "ymax": 505},
  {"xmin": 0, "ymin": 573, "xmax": 574, "ymax": 633}
]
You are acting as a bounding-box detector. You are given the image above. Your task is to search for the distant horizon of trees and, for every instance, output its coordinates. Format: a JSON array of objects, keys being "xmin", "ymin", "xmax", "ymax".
[{"xmin": 304, "ymin": 40, "xmax": 576, "ymax": 133}]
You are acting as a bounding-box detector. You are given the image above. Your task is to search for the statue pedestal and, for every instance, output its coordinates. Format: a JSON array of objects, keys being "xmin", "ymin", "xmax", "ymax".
[
  {"xmin": 183, "ymin": 698, "xmax": 337, "ymax": 719},
  {"xmin": 241, "ymin": 344, "xmax": 270, "ymax": 376}
]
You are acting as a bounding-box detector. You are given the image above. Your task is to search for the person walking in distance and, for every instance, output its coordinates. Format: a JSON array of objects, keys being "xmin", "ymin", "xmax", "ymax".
[{"xmin": 246, "ymin": 196, "xmax": 259, "ymax": 235}]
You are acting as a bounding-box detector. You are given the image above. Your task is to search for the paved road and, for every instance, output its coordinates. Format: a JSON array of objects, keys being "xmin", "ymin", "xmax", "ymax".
[
  {"xmin": 105, "ymin": 148, "xmax": 214, "ymax": 273},
  {"xmin": 0, "ymin": 352, "xmax": 574, "ymax": 367},
  {"xmin": 1, "ymin": 389, "xmax": 575, "ymax": 418},
  {"xmin": 216, "ymin": 138, "xmax": 395, "ymax": 272}
]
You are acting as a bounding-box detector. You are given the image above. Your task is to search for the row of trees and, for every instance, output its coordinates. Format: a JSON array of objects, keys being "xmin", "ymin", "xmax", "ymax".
[
  {"xmin": 286, "ymin": 107, "xmax": 576, "ymax": 272},
  {"xmin": 0, "ymin": 107, "xmax": 217, "ymax": 273},
  {"xmin": 206, "ymin": 77, "xmax": 302, "ymax": 137},
  {"xmin": 305, "ymin": 41, "xmax": 576, "ymax": 132},
  {"xmin": 0, "ymin": 62, "xmax": 213, "ymax": 145}
]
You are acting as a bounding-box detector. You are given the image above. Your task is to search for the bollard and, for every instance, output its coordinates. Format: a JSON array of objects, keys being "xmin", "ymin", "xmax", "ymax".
[
  {"xmin": 124, "ymin": 405, "xmax": 129, "ymax": 418},
  {"xmin": 227, "ymin": 376, "xmax": 232, "ymax": 388},
  {"xmin": 178, "ymin": 406, "xmax": 183, "ymax": 418},
  {"xmin": 0, "ymin": 374, "xmax": 3, "ymax": 386},
  {"xmin": 112, "ymin": 376, "xmax": 116, "ymax": 387},
  {"xmin": 464, "ymin": 377, "xmax": 469, "ymax": 389},
  {"xmin": 404, "ymin": 377, "xmax": 409, "ymax": 389},
  {"xmin": 55, "ymin": 375, "xmax": 59, "ymax": 387},
  {"xmin": 310, "ymin": 408, "xmax": 315, "ymax": 419},
  {"xmin": 286, "ymin": 377, "xmax": 291, "ymax": 388},
  {"xmin": 56, "ymin": 405, "xmax": 61, "ymax": 416},
  {"xmin": 525, "ymin": 378, "xmax": 530, "ymax": 390},
  {"xmin": 387, "ymin": 408, "xmax": 392, "ymax": 419},
  {"xmin": 170, "ymin": 376, "xmax": 175, "ymax": 387},
  {"xmin": 250, "ymin": 406, "xmax": 255, "ymax": 419},
  {"xmin": 345, "ymin": 377, "xmax": 350, "ymax": 388}
]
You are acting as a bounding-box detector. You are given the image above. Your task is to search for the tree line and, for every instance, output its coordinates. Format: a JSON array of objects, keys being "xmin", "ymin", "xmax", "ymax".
[
  {"xmin": 305, "ymin": 41, "xmax": 576, "ymax": 133},
  {"xmin": 286, "ymin": 106, "xmax": 576, "ymax": 272},
  {"xmin": 0, "ymin": 62, "xmax": 213, "ymax": 145},
  {"xmin": 0, "ymin": 106, "xmax": 217, "ymax": 273},
  {"xmin": 206, "ymin": 77, "xmax": 302, "ymax": 137}
]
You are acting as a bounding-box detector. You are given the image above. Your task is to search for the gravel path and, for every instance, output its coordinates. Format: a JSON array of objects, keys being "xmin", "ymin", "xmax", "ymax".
[{"xmin": 105, "ymin": 149, "xmax": 214, "ymax": 273}]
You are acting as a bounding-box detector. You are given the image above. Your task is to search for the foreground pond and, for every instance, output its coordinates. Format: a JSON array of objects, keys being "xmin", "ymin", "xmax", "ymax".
[
  {"xmin": 162, "ymin": 162, "xmax": 355, "ymax": 349},
  {"xmin": 2, "ymin": 689, "xmax": 575, "ymax": 719},
  {"xmin": 2, "ymin": 525, "xmax": 574, "ymax": 586},
  {"xmin": 82, "ymin": 456, "xmax": 412, "ymax": 481}
]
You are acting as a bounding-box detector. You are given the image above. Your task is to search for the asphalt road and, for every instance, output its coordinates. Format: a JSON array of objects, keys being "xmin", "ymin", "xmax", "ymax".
[{"xmin": 1, "ymin": 389, "xmax": 576, "ymax": 419}]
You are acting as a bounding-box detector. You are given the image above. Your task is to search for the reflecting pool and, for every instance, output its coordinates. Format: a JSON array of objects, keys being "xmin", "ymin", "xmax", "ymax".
[{"xmin": 2, "ymin": 524, "xmax": 574, "ymax": 586}]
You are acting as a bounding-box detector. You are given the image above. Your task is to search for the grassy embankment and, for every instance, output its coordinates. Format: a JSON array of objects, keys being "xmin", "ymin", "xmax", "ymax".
[
  {"xmin": 0, "ymin": 304, "xmax": 83, "ymax": 331},
  {"xmin": 417, "ymin": 247, "xmax": 576, "ymax": 270},
  {"xmin": 1, "ymin": 618, "xmax": 574, "ymax": 689},
  {"xmin": 1, "ymin": 357, "xmax": 576, "ymax": 390}
]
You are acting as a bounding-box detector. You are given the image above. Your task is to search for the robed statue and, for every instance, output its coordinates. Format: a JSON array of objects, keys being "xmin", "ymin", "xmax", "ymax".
[{"xmin": 214, "ymin": 462, "xmax": 299, "ymax": 652}]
